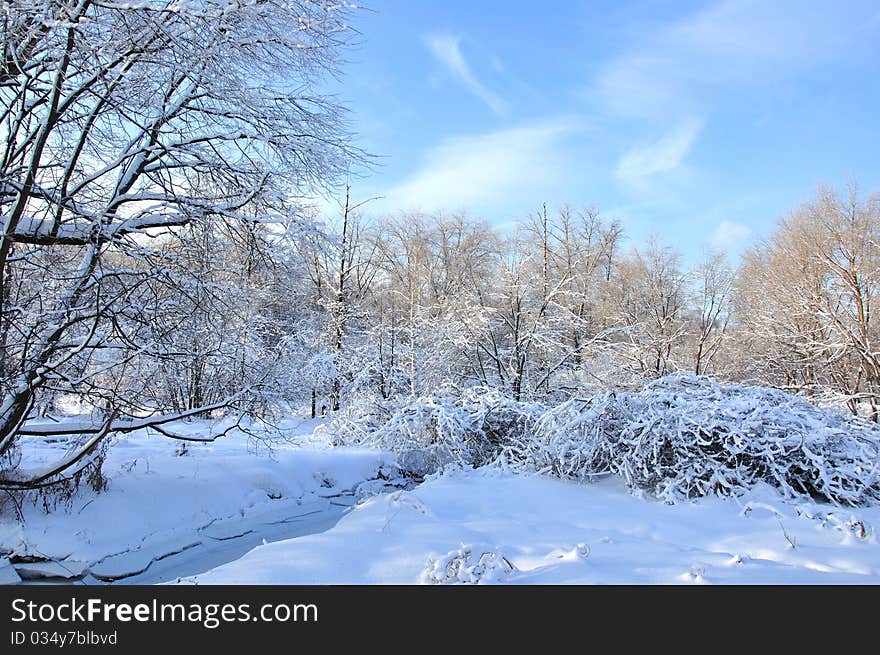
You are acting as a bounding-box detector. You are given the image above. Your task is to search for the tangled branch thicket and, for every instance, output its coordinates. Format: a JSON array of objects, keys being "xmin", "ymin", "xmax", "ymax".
[
  {"xmin": 327, "ymin": 387, "xmax": 543, "ymax": 476},
  {"xmin": 331, "ymin": 374, "xmax": 880, "ymax": 506}
]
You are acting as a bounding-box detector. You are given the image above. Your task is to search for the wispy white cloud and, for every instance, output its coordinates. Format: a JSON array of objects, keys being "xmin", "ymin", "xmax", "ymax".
[
  {"xmin": 615, "ymin": 117, "xmax": 703, "ymax": 183},
  {"xmin": 590, "ymin": 0, "xmax": 879, "ymax": 235},
  {"xmin": 424, "ymin": 34, "xmax": 508, "ymax": 116},
  {"xmin": 593, "ymin": 0, "xmax": 875, "ymax": 121},
  {"xmin": 381, "ymin": 118, "xmax": 582, "ymax": 214},
  {"xmin": 707, "ymin": 220, "xmax": 752, "ymax": 251}
]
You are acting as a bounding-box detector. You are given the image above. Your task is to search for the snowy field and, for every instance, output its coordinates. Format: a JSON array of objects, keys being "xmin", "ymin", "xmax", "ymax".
[
  {"xmin": 183, "ymin": 469, "xmax": 880, "ymax": 585},
  {"xmin": 2, "ymin": 416, "xmax": 879, "ymax": 585}
]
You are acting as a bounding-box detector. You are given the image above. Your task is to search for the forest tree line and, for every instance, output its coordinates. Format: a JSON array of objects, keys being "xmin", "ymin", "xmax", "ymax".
[
  {"xmin": 282, "ymin": 185, "xmax": 879, "ymax": 423},
  {"xmin": 5, "ymin": 182, "xmax": 879, "ymax": 457}
]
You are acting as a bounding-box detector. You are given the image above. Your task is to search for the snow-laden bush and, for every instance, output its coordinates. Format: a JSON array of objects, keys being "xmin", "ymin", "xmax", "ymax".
[
  {"xmin": 325, "ymin": 398, "xmax": 392, "ymax": 447},
  {"xmin": 332, "ymin": 375, "xmax": 880, "ymax": 505},
  {"xmin": 328, "ymin": 388, "xmax": 542, "ymax": 476},
  {"xmin": 502, "ymin": 391, "xmax": 627, "ymax": 482},
  {"xmin": 459, "ymin": 387, "xmax": 543, "ymax": 455},
  {"xmin": 337, "ymin": 396, "xmax": 483, "ymax": 476},
  {"xmin": 503, "ymin": 374, "xmax": 880, "ymax": 506},
  {"xmin": 422, "ymin": 545, "xmax": 517, "ymax": 584}
]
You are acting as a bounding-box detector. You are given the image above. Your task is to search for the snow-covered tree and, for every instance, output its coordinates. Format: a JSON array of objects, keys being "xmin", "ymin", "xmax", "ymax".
[
  {"xmin": 0, "ymin": 0, "xmax": 360, "ymax": 488},
  {"xmin": 690, "ymin": 250, "xmax": 734, "ymax": 376},
  {"xmin": 738, "ymin": 185, "xmax": 880, "ymax": 419},
  {"xmin": 608, "ymin": 240, "xmax": 690, "ymax": 378}
]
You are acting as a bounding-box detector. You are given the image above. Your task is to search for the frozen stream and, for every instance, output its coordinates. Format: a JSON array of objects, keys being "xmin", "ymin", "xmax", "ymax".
[
  {"xmin": 0, "ymin": 418, "xmax": 405, "ymax": 586},
  {"xmin": 12, "ymin": 495, "xmax": 358, "ymax": 585},
  {"xmin": 118, "ymin": 497, "xmax": 355, "ymax": 585}
]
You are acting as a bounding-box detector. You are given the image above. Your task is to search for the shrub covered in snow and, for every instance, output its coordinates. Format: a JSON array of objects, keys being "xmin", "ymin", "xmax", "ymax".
[
  {"xmin": 327, "ymin": 388, "xmax": 542, "ymax": 476},
  {"xmin": 329, "ymin": 396, "xmax": 482, "ymax": 476},
  {"xmin": 503, "ymin": 374, "xmax": 880, "ymax": 506},
  {"xmin": 502, "ymin": 391, "xmax": 625, "ymax": 482},
  {"xmin": 332, "ymin": 375, "xmax": 880, "ymax": 505},
  {"xmin": 422, "ymin": 544, "xmax": 517, "ymax": 584}
]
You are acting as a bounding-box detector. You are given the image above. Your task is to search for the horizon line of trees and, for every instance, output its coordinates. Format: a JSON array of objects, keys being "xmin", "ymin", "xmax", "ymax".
[
  {"xmin": 7, "ymin": 180, "xmax": 877, "ymax": 457},
  {"xmin": 290, "ymin": 183, "xmax": 878, "ymax": 425}
]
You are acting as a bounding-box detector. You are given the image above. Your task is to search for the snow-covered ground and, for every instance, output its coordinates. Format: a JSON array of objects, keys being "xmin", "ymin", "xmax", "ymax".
[
  {"xmin": 2, "ymin": 418, "xmax": 879, "ymax": 585},
  {"xmin": 182, "ymin": 469, "xmax": 880, "ymax": 585},
  {"xmin": 0, "ymin": 418, "xmax": 401, "ymax": 584}
]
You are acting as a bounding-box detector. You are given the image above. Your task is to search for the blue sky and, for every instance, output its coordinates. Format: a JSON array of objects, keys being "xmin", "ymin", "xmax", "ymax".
[{"xmin": 327, "ymin": 0, "xmax": 880, "ymax": 263}]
